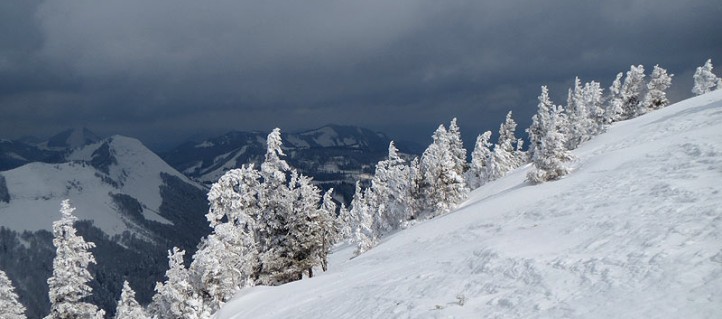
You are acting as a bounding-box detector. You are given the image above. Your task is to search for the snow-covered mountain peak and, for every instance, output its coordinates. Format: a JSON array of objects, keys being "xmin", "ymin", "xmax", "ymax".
[
  {"xmin": 0, "ymin": 134, "xmax": 202, "ymax": 235},
  {"xmin": 216, "ymin": 91, "xmax": 722, "ymax": 318}
]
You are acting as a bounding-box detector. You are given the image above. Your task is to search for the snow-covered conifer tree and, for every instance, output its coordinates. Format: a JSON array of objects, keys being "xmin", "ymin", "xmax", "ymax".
[
  {"xmin": 45, "ymin": 200, "xmax": 105, "ymax": 319},
  {"xmin": 515, "ymin": 138, "xmax": 527, "ymax": 165},
  {"xmin": 641, "ymin": 65, "xmax": 673, "ymax": 113},
  {"xmin": 367, "ymin": 141, "xmax": 415, "ymax": 234},
  {"xmin": 565, "ymin": 77, "xmax": 599, "ymax": 149},
  {"xmin": 583, "ymin": 81, "xmax": 605, "ymax": 136},
  {"xmin": 447, "ymin": 118, "xmax": 468, "ymax": 174},
  {"xmin": 418, "ymin": 124, "xmax": 468, "ymax": 216},
  {"xmin": 256, "ymin": 128, "xmax": 297, "ymax": 285},
  {"xmin": 486, "ymin": 112, "xmax": 521, "ymax": 180},
  {"xmin": 318, "ymin": 189, "xmax": 338, "ymax": 271},
  {"xmin": 286, "ymin": 172, "xmax": 325, "ymax": 279},
  {"xmin": 466, "ymin": 131, "xmax": 492, "ymax": 189},
  {"xmin": 620, "ymin": 65, "xmax": 645, "ymax": 119},
  {"xmin": 604, "ymin": 72, "xmax": 625, "ymax": 123},
  {"xmin": 0, "ymin": 269, "xmax": 26, "ymax": 319},
  {"xmin": 527, "ymin": 104, "xmax": 574, "ymax": 184},
  {"xmin": 336, "ymin": 202, "xmax": 354, "ymax": 243},
  {"xmin": 528, "ymin": 86, "xmax": 553, "ymax": 160},
  {"xmin": 114, "ymin": 281, "xmax": 149, "ymax": 319},
  {"xmin": 190, "ymin": 164, "xmax": 261, "ymax": 312},
  {"xmin": 692, "ymin": 59, "xmax": 719, "ymax": 95},
  {"xmin": 350, "ymin": 182, "xmax": 376, "ymax": 255},
  {"xmin": 149, "ymin": 248, "xmax": 206, "ymax": 319}
]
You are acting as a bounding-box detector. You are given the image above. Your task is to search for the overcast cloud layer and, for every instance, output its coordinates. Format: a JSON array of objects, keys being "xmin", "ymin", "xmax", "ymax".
[{"xmin": 1, "ymin": 0, "xmax": 721, "ymax": 149}]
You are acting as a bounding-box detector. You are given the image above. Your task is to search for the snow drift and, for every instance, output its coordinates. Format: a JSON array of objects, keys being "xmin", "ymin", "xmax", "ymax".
[{"xmin": 216, "ymin": 91, "xmax": 722, "ymax": 318}]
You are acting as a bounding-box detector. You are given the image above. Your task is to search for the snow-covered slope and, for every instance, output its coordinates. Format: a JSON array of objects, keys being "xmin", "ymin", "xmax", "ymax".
[
  {"xmin": 0, "ymin": 135, "xmax": 195, "ymax": 235},
  {"xmin": 217, "ymin": 91, "xmax": 722, "ymax": 319}
]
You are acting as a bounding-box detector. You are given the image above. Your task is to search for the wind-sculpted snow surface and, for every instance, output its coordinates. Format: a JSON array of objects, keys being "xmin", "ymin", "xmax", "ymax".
[{"xmin": 216, "ymin": 91, "xmax": 722, "ymax": 319}]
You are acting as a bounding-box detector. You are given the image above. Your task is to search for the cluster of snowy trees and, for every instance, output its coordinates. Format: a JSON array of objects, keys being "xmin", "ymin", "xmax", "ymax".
[
  {"xmin": 526, "ymin": 63, "xmax": 677, "ymax": 182},
  {"xmin": 145, "ymin": 128, "xmax": 339, "ymax": 318},
  {"xmin": 3, "ymin": 59, "xmax": 717, "ymax": 319},
  {"xmin": 344, "ymin": 62, "xmax": 681, "ymax": 252},
  {"xmin": 342, "ymin": 114, "xmax": 528, "ymax": 254}
]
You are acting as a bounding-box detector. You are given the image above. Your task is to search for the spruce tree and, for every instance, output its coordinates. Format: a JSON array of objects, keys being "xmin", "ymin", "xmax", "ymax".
[
  {"xmin": 584, "ymin": 81, "xmax": 605, "ymax": 136},
  {"xmin": 336, "ymin": 201, "xmax": 355, "ymax": 244},
  {"xmin": 257, "ymin": 128, "xmax": 296, "ymax": 285},
  {"xmin": 0, "ymin": 269, "xmax": 26, "ymax": 319},
  {"xmin": 149, "ymin": 248, "xmax": 206, "ymax": 319},
  {"xmin": 419, "ymin": 124, "xmax": 468, "ymax": 216},
  {"xmin": 527, "ymin": 103, "xmax": 574, "ymax": 184},
  {"xmin": 642, "ymin": 65, "xmax": 673, "ymax": 112},
  {"xmin": 528, "ymin": 86, "xmax": 553, "ymax": 160},
  {"xmin": 447, "ymin": 118, "xmax": 468, "ymax": 174},
  {"xmin": 114, "ymin": 281, "xmax": 148, "ymax": 319},
  {"xmin": 366, "ymin": 141, "xmax": 414, "ymax": 234},
  {"xmin": 566, "ymin": 77, "xmax": 599, "ymax": 149},
  {"xmin": 692, "ymin": 59, "xmax": 719, "ymax": 95},
  {"xmin": 604, "ymin": 72, "xmax": 625, "ymax": 123},
  {"xmin": 486, "ymin": 111, "xmax": 521, "ymax": 180},
  {"xmin": 466, "ymin": 131, "xmax": 493, "ymax": 189},
  {"xmin": 45, "ymin": 200, "xmax": 105, "ymax": 319},
  {"xmin": 318, "ymin": 189, "xmax": 338, "ymax": 271},
  {"xmin": 191, "ymin": 164, "xmax": 260, "ymax": 312},
  {"xmin": 620, "ymin": 65, "xmax": 646, "ymax": 120},
  {"xmin": 286, "ymin": 172, "xmax": 325, "ymax": 279},
  {"xmin": 350, "ymin": 182, "xmax": 376, "ymax": 255}
]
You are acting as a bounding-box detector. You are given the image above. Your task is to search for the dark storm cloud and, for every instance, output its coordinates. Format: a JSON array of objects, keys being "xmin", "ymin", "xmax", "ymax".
[{"xmin": 1, "ymin": 0, "xmax": 721, "ymax": 149}]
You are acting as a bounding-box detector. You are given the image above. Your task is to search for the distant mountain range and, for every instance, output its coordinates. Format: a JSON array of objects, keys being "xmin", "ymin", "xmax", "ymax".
[
  {"xmin": 0, "ymin": 124, "xmax": 421, "ymax": 318},
  {"xmin": 161, "ymin": 124, "xmax": 422, "ymax": 203}
]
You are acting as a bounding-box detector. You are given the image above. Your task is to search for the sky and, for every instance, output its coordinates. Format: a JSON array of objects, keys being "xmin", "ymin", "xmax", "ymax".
[{"xmin": 1, "ymin": 0, "xmax": 721, "ymax": 151}]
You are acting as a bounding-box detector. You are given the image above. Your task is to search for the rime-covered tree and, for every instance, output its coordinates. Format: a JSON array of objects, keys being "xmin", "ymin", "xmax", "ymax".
[
  {"xmin": 528, "ymin": 86, "xmax": 553, "ymax": 160},
  {"xmin": 692, "ymin": 59, "xmax": 719, "ymax": 95},
  {"xmin": 466, "ymin": 131, "xmax": 493, "ymax": 189},
  {"xmin": 0, "ymin": 269, "xmax": 26, "ymax": 319},
  {"xmin": 190, "ymin": 165, "xmax": 261, "ymax": 312},
  {"xmin": 642, "ymin": 65, "xmax": 673, "ymax": 113},
  {"xmin": 565, "ymin": 77, "xmax": 599, "ymax": 149},
  {"xmin": 252, "ymin": 128, "xmax": 331, "ymax": 283},
  {"xmin": 286, "ymin": 172, "xmax": 326, "ymax": 279},
  {"xmin": 605, "ymin": 72, "xmax": 625, "ymax": 123},
  {"xmin": 114, "ymin": 281, "xmax": 149, "ymax": 319},
  {"xmin": 350, "ymin": 182, "xmax": 376, "ymax": 255},
  {"xmin": 620, "ymin": 65, "xmax": 646, "ymax": 119},
  {"xmin": 336, "ymin": 201, "xmax": 354, "ymax": 244},
  {"xmin": 318, "ymin": 189, "xmax": 338, "ymax": 271},
  {"xmin": 256, "ymin": 128, "xmax": 297, "ymax": 285},
  {"xmin": 486, "ymin": 112, "xmax": 521, "ymax": 180},
  {"xmin": 149, "ymin": 248, "xmax": 206, "ymax": 319},
  {"xmin": 527, "ymin": 103, "xmax": 574, "ymax": 184},
  {"xmin": 367, "ymin": 142, "xmax": 415, "ymax": 234},
  {"xmin": 514, "ymin": 138, "xmax": 527, "ymax": 164},
  {"xmin": 447, "ymin": 118, "xmax": 468, "ymax": 174},
  {"xmin": 45, "ymin": 200, "xmax": 105, "ymax": 319},
  {"xmin": 583, "ymin": 81, "xmax": 605, "ymax": 135},
  {"xmin": 418, "ymin": 124, "xmax": 468, "ymax": 216}
]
